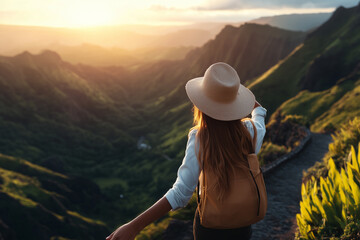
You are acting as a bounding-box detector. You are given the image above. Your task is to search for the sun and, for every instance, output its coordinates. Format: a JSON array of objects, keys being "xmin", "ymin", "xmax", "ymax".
[{"xmin": 64, "ymin": 2, "xmax": 116, "ymax": 27}]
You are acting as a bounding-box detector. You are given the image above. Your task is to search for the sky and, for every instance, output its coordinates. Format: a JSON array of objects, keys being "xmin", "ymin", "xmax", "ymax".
[{"xmin": 0, "ymin": 0, "xmax": 359, "ymax": 28}]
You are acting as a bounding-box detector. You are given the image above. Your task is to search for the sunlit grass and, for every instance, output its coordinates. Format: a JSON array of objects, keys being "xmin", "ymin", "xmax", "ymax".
[
  {"xmin": 0, "ymin": 153, "xmax": 68, "ymax": 179},
  {"xmin": 94, "ymin": 177, "xmax": 128, "ymax": 189},
  {"xmin": 3, "ymin": 191, "xmax": 38, "ymax": 208},
  {"xmin": 296, "ymin": 143, "xmax": 360, "ymax": 239},
  {"xmin": 303, "ymin": 117, "xmax": 360, "ymax": 182},
  {"xmin": 0, "ymin": 167, "xmax": 43, "ymax": 208},
  {"xmin": 66, "ymin": 210, "xmax": 106, "ymax": 226},
  {"xmin": 275, "ymin": 74, "xmax": 359, "ymax": 132},
  {"xmin": 248, "ymin": 44, "xmax": 304, "ymax": 89},
  {"xmin": 50, "ymin": 236, "xmax": 72, "ymax": 240}
]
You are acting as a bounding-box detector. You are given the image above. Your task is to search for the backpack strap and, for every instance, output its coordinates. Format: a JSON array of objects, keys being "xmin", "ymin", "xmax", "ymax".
[
  {"xmin": 196, "ymin": 159, "xmax": 205, "ymax": 205},
  {"xmin": 196, "ymin": 170, "xmax": 202, "ymax": 205},
  {"xmin": 249, "ymin": 119, "xmax": 257, "ymax": 153},
  {"xmin": 248, "ymin": 119, "xmax": 261, "ymax": 216}
]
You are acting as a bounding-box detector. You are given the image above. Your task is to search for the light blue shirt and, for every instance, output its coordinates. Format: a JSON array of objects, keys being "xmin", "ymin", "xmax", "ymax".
[{"xmin": 164, "ymin": 106, "xmax": 267, "ymax": 210}]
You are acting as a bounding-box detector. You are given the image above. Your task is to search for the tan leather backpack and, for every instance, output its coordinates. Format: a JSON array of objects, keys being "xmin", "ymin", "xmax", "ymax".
[{"xmin": 196, "ymin": 119, "xmax": 268, "ymax": 229}]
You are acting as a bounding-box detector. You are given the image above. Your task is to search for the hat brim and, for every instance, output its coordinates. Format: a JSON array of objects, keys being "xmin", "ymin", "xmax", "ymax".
[{"xmin": 185, "ymin": 77, "xmax": 255, "ymax": 121}]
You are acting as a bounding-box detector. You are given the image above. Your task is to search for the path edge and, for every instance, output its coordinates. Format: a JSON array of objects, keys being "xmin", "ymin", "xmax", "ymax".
[{"xmin": 261, "ymin": 127, "xmax": 312, "ymax": 176}]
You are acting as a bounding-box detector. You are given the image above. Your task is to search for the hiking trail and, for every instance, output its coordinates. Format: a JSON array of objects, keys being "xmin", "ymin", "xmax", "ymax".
[{"xmin": 251, "ymin": 133, "xmax": 332, "ymax": 239}]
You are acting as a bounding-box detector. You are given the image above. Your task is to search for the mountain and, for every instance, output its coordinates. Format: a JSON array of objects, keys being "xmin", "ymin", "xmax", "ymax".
[
  {"xmin": 3, "ymin": 5, "xmax": 358, "ymax": 235},
  {"xmin": 187, "ymin": 24, "xmax": 305, "ymax": 83},
  {"xmin": 148, "ymin": 29, "xmax": 213, "ymax": 48},
  {"xmin": 249, "ymin": 3, "xmax": 360, "ymax": 125},
  {"xmin": 0, "ymin": 21, "xmax": 307, "ymax": 231},
  {"xmin": 0, "ymin": 50, "xmax": 171, "ymax": 227},
  {"xmin": 0, "ymin": 153, "xmax": 110, "ymax": 240},
  {"xmin": 250, "ymin": 13, "xmax": 332, "ymax": 32},
  {"xmin": 0, "ymin": 49, "xmax": 138, "ymax": 170},
  {"xmin": 274, "ymin": 63, "xmax": 360, "ymax": 132},
  {"xmin": 1, "ymin": 10, "xmax": 332, "ymax": 59},
  {"xmin": 0, "ymin": 24, "xmax": 212, "ymax": 56},
  {"xmin": 48, "ymin": 43, "xmax": 193, "ymax": 67},
  {"xmin": 127, "ymin": 23, "xmax": 305, "ymax": 105},
  {"xmin": 48, "ymin": 43, "xmax": 139, "ymax": 67}
]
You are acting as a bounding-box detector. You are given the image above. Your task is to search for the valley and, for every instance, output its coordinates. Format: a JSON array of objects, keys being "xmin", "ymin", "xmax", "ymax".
[{"xmin": 0, "ymin": 3, "xmax": 359, "ymax": 239}]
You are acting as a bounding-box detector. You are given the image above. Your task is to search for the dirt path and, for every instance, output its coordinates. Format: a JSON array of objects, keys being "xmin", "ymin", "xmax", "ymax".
[{"xmin": 251, "ymin": 133, "xmax": 332, "ymax": 240}]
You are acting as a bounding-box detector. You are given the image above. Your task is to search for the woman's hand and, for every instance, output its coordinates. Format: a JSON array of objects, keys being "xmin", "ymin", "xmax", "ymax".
[
  {"xmin": 106, "ymin": 222, "xmax": 139, "ymax": 240},
  {"xmin": 105, "ymin": 197, "xmax": 172, "ymax": 240}
]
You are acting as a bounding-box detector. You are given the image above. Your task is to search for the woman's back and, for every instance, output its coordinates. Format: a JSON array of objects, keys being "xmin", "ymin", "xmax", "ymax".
[
  {"xmin": 164, "ymin": 106, "xmax": 267, "ymax": 212},
  {"xmin": 106, "ymin": 62, "xmax": 268, "ymax": 240}
]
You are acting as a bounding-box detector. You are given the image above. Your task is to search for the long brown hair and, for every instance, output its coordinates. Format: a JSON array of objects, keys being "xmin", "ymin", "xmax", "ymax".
[{"xmin": 191, "ymin": 105, "xmax": 254, "ymax": 201}]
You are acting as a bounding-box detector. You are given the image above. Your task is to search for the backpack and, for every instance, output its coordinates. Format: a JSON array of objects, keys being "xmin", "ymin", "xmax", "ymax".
[{"xmin": 196, "ymin": 119, "xmax": 268, "ymax": 229}]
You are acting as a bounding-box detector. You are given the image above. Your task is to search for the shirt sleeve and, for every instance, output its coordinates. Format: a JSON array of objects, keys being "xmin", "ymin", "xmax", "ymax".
[
  {"xmin": 244, "ymin": 106, "xmax": 267, "ymax": 154},
  {"xmin": 164, "ymin": 129, "xmax": 200, "ymax": 210}
]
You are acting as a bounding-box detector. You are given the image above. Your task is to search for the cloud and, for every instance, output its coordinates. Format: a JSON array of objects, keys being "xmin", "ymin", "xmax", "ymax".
[{"xmin": 195, "ymin": 0, "xmax": 359, "ymax": 11}]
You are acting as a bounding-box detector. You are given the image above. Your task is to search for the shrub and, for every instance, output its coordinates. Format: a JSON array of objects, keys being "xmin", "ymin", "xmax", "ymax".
[
  {"xmin": 295, "ymin": 143, "xmax": 360, "ymax": 239},
  {"xmin": 258, "ymin": 141, "xmax": 289, "ymax": 165},
  {"xmin": 303, "ymin": 117, "xmax": 360, "ymax": 182}
]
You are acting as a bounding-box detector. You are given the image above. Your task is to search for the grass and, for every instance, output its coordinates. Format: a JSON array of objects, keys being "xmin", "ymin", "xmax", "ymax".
[
  {"xmin": 66, "ymin": 210, "xmax": 106, "ymax": 226},
  {"xmin": 249, "ymin": 5, "xmax": 360, "ymax": 119},
  {"xmin": 303, "ymin": 117, "xmax": 360, "ymax": 182},
  {"xmin": 311, "ymin": 81, "xmax": 360, "ymax": 132},
  {"xmin": 94, "ymin": 177, "xmax": 128, "ymax": 189},
  {"xmin": 0, "ymin": 153, "xmax": 68, "ymax": 179},
  {"xmin": 275, "ymin": 73, "xmax": 360, "ymax": 132}
]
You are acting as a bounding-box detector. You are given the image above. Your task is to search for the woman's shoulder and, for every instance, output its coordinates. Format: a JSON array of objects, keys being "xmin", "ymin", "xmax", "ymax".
[
  {"xmin": 241, "ymin": 118, "xmax": 257, "ymax": 140},
  {"xmin": 241, "ymin": 118, "xmax": 253, "ymax": 130},
  {"xmin": 188, "ymin": 128, "xmax": 198, "ymax": 138}
]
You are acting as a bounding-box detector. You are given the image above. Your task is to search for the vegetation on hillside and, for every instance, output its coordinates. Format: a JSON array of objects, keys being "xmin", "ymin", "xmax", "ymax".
[
  {"xmin": 1, "ymin": 3, "xmax": 359, "ymax": 238},
  {"xmin": 303, "ymin": 117, "xmax": 360, "ymax": 183},
  {"xmin": 296, "ymin": 117, "xmax": 360, "ymax": 239},
  {"xmin": 250, "ymin": 3, "xmax": 360, "ymax": 116},
  {"xmin": 296, "ymin": 141, "xmax": 360, "ymax": 239},
  {"xmin": 0, "ymin": 153, "xmax": 110, "ymax": 239},
  {"xmin": 259, "ymin": 113, "xmax": 308, "ymax": 165},
  {"xmin": 274, "ymin": 68, "xmax": 360, "ymax": 133},
  {"xmin": 0, "ymin": 50, "xmax": 182, "ymax": 228}
]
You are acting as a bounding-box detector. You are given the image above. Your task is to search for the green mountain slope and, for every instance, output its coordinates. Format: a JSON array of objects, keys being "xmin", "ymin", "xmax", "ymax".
[
  {"xmin": 127, "ymin": 23, "xmax": 305, "ymax": 104},
  {"xmin": 186, "ymin": 23, "xmax": 305, "ymax": 83},
  {"xmin": 0, "ymin": 50, "xmax": 139, "ymax": 174},
  {"xmin": 0, "ymin": 153, "xmax": 109, "ymax": 240},
  {"xmin": 47, "ymin": 43, "xmax": 194, "ymax": 67},
  {"xmin": 0, "ymin": 51, "xmax": 180, "ymax": 228},
  {"xmin": 249, "ymin": 4, "xmax": 360, "ymax": 116},
  {"xmin": 258, "ymin": 4, "xmax": 360, "ymax": 132},
  {"xmin": 0, "ymin": 22, "xmax": 309, "ymax": 237},
  {"xmin": 275, "ymin": 66, "xmax": 360, "ymax": 132}
]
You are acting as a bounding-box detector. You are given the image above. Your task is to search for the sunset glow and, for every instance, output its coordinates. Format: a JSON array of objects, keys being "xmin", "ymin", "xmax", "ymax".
[
  {"xmin": 0, "ymin": 0, "xmax": 358, "ymax": 28},
  {"xmin": 63, "ymin": 2, "xmax": 116, "ymax": 27}
]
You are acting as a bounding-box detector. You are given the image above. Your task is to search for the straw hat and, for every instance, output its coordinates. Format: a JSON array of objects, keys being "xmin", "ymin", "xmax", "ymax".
[{"xmin": 185, "ymin": 62, "xmax": 255, "ymax": 121}]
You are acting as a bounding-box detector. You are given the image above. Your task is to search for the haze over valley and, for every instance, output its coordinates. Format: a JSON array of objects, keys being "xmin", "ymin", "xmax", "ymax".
[{"xmin": 0, "ymin": 2, "xmax": 360, "ymax": 239}]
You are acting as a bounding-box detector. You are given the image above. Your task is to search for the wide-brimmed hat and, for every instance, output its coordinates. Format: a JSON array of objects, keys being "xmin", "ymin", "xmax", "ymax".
[{"xmin": 185, "ymin": 62, "xmax": 255, "ymax": 121}]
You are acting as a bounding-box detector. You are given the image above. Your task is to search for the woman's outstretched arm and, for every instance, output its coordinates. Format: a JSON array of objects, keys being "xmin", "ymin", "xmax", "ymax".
[
  {"xmin": 107, "ymin": 129, "xmax": 199, "ymax": 240},
  {"xmin": 106, "ymin": 196, "xmax": 172, "ymax": 240}
]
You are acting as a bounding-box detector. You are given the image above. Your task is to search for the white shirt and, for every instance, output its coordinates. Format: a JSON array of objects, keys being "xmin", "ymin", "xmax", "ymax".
[{"xmin": 164, "ymin": 106, "xmax": 267, "ymax": 210}]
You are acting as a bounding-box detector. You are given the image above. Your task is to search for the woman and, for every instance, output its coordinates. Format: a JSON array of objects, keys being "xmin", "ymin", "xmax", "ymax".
[{"xmin": 106, "ymin": 62, "xmax": 267, "ymax": 240}]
